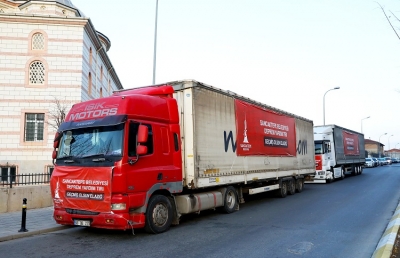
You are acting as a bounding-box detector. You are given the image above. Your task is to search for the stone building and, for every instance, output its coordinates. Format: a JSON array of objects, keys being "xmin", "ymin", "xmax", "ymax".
[
  {"xmin": 0, "ymin": 0, "xmax": 123, "ymax": 180},
  {"xmin": 384, "ymin": 149, "xmax": 400, "ymax": 160},
  {"xmin": 364, "ymin": 139, "xmax": 385, "ymax": 158}
]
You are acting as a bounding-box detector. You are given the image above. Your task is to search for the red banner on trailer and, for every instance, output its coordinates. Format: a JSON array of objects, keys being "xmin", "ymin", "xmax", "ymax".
[
  {"xmin": 51, "ymin": 166, "xmax": 112, "ymax": 212},
  {"xmin": 342, "ymin": 130, "xmax": 360, "ymax": 155},
  {"xmin": 235, "ymin": 99, "xmax": 296, "ymax": 156}
]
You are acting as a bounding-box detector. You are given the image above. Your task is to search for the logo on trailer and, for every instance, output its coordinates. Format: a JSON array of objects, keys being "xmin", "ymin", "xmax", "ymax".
[{"xmin": 240, "ymin": 116, "xmax": 252, "ymax": 151}]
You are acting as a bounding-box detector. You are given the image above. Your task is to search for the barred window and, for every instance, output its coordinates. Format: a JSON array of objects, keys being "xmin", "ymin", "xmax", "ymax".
[
  {"xmin": 1, "ymin": 166, "xmax": 16, "ymax": 183},
  {"xmin": 32, "ymin": 33, "xmax": 44, "ymax": 50},
  {"xmin": 29, "ymin": 61, "xmax": 45, "ymax": 84},
  {"xmin": 25, "ymin": 113, "xmax": 44, "ymax": 141}
]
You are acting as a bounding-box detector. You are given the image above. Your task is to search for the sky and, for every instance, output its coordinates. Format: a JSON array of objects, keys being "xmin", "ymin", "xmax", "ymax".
[{"xmin": 73, "ymin": 0, "xmax": 400, "ymax": 150}]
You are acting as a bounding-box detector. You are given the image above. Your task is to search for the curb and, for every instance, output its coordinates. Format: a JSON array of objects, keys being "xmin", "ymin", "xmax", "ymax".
[
  {"xmin": 372, "ymin": 203, "xmax": 400, "ymax": 258},
  {"xmin": 0, "ymin": 225, "xmax": 70, "ymax": 243}
]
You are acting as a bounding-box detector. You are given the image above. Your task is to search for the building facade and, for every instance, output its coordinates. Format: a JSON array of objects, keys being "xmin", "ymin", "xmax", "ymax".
[
  {"xmin": 0, "ymin": 0, "xmax": 123, "ymax": 179},
  {"xmin": 364, "ymin": 139, "xmax": 385, "ymax": 158},
  {"xmin": 384, "ymin": 149, "xmax": 400, "ymax": 160}
]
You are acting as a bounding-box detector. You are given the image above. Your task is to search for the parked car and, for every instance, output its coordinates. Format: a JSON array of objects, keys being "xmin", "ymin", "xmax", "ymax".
[
  {"xmin": 385, "ymin": 157, "xmax": 393, "ymax": 165},
  {"xmin": 365, "ymin": 158, "xmax": 374, "ymax": 167},
  {"xmin": 379, "ymin": 158, "xmax": 388, "ymax": 165},
  {"xmin": 372, "ymin": 158, "xmax": 379, "ymax": 166}
]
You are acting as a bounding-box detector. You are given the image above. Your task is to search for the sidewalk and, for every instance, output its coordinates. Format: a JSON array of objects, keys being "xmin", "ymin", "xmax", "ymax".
[{"xmin": 0, "ymin": 206, "xmax": 68, "ymax": 242}]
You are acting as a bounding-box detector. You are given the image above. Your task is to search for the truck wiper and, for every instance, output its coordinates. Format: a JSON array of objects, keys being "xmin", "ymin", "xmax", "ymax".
[
  {"xmin": 57, "ymin": 155, "xmax": 78, "ymax": 163},
  {"xmin": 81, "ymin": 153, "xmax": 112, "ymax": 162}
]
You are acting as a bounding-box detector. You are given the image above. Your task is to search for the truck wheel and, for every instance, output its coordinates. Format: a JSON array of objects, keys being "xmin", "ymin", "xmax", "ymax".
[
  {"xmin": 145, "ymin": 195, "xmax": 173, "ymax": 234},
  {"xmin": 295, "ymin": 179, "xmax": 304, "ymax": 193},
  {"xmin": 223, "ymin": 186, "xmax": 238, "ymax": 214},
  {"xmin": 288, "ymin": 179, "xmax": 296, "ymax": 195},
  {"xmin": 359, "ymin": 165, "xmax": 363, "ymax": 175},
  {"xmin": 351, "ymin": 165, "xmax": 356, "ymax": 176},
  {"xmin": 341, "ymin": 167, "xmax": 345, "ymax": 180},
  {"xmin": 278, "ymin": 181, "xmax": 288, "ymax": 198}
]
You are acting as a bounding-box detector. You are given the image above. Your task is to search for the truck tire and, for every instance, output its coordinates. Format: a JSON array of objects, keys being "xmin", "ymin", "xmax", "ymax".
[
  {"xmin": 288, "ymin": 179, "xmax": 296, "ymax": 195},
  {"xmin": 295, "ymin": 178, "xmax": 304, "ymax": 193},
  {"xmin": 278, "ymin": 181, "xmax": 288, "ymax": 198},
  {"xmin": 144, "ymin": 195, "xmax": 173, "ymax": 234},
  {"xmin": 359, "ymin": 165, "xmax": 363, "ymax": 175},
  {"xmin": 341, "ymin": 167, "xmax": 345, "ymax": 180},
  {"xmin": 351, "ymin": 165, "xmax": 356, "ymax": 176},
  {"xmin": 223, "ymin": 186, "xmax": 238, "ymax": 214}
]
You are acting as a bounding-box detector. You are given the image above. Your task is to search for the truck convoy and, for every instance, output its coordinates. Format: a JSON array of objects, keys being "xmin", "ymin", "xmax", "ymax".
[
  {"xmin": 313, "ymin": 124, "xmax": 365, "ymax": 183},
  {"xmin": 50, "ymin": 80, "xmax": 315, "ymax": 233}
]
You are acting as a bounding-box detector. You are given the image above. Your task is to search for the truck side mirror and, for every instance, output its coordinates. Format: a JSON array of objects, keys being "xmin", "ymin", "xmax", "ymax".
[
  {"xmin": 137, "ymin": 145, "xmax": 148, "ymax": 155},
  {"xmin": 137, "ymin": 125, "xmax": 148, "ymax": 143},
  {"xmin": 52, "ymin": 150, "xmax": 57, "ymax": 159},
  {"xmin": 53, "ymin": 132, "xmax": 61, "ymax": 148}
]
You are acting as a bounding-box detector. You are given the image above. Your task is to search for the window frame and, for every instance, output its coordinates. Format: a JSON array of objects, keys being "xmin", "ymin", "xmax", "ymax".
[
  {"xmin": 28, "ymin": 29, "xmax": 48, "ymax": 55},
  {"xmin": 24, "ymin": 113, "xmax": 45, "ymax": 142},
  {"xmin": 20, "ymin": 109, "xmax": 48, "ymax": 146}
]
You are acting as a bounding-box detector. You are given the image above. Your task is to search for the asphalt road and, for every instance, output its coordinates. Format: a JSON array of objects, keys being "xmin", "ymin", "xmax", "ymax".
[{"xmin": 1, "ymin": 164, "xmax": 400, "ymax": 258}]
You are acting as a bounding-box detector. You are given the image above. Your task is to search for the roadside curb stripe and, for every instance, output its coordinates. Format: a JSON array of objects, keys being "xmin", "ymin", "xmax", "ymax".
[
  {"xmin": 0, "ymin": 226, "xmax": 69, "ymax": 243},
  {"xmin": 372, "ymin": 203, "xmax": 400, "ymax": 258}
]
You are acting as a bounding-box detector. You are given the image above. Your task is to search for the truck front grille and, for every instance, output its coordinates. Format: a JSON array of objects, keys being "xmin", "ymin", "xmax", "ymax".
[{"xmin": 65, "ymin": 208, "xmax": 100, "ymax": 215}]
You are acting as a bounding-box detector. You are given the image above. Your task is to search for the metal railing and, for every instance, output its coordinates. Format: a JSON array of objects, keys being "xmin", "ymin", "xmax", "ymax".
[{"xmin": 1, "ymin": 172, "xmax": 51, "ymax": 188}]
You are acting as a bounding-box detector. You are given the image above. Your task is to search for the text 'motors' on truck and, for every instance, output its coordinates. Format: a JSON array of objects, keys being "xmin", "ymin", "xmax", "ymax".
[
  {"xmin": 50, "ymin": 80, "xmax": 315, "ymax": 233},
  {"xmin": 312, "ymin": 124, "xmax": 366, "ymax": 183}
]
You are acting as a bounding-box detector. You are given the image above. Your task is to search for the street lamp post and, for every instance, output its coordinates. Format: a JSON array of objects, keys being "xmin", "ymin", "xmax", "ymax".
[
  {"xmin": 152, "ymin": 0, "xmax": 159, "ymax": 84},
  {"xmin": 323, "ymin": 87, "xmax": 340, "ymax": 125},
  {"xmin": 388, "ymin": 134, "xmax": 394, "ymax": 151},
  {"xmin": 379, "ymin": 133, "xmax": 387, "ymax": 158},
  {"xmin": 361, "ymin": 116, "xmax": 370, "ymax": 134}
]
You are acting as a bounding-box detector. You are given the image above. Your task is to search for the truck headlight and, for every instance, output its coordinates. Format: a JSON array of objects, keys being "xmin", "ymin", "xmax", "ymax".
[{"xmin": 111, "ymin": 203, "xmax": 126, "ymax": 210}]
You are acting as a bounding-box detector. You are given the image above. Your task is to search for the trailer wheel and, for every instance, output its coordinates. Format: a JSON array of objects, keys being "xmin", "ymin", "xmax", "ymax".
[
  {"xmin": 341, "ymin": 167, "xmax": 345, "ymax": 180},
  {"xmin": 359, "ymin": 165, "xmax": 363, "ymax": 175},
  {"xmin": 278, "ymin": 181, "xmax": 288, "ymax": 198},
  {"xmin": 144, "ymin": 195, "xmax": 173, "ymax": 234},
  {"xmin": 223, "ymin": 186, "xmax": 238, "ymax": 214},
  {"xmin": 351, "ymin": 165, "xmax": 356, "ymax": 176},
  {"xmin": 288, "ymin": 179, "xmax": 296, "ymax": 195},
  {"xmin": 295, "ymin": 179, "xmax": 304, "ymax": 193}
]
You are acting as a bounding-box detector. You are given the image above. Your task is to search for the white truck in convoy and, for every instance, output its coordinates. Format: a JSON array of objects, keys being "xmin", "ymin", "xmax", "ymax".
[{"xmin": 313, "ymin": 124, "xmax": 365, "ymax": 183}]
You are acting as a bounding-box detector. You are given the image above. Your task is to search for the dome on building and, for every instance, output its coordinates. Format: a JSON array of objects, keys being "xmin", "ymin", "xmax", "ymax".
[
  {"xmin": 13, "ymin": 0, "xmax": 77, "ymax": 9},
  {"xmin": 41, "ymin": 0, "xmax": 76, "ymax": 8}
]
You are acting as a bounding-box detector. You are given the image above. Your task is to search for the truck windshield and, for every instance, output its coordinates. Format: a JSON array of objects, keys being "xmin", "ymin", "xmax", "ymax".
[
  {"xmin": 315, "ymin": 141, "xmax": 330, "ymax": 155},
  {"xmin": 57, "ymin": 124, "xmax": 124, "ymax": 158},
  {"xmin": 315, "ymin": 142, "xmax": 323, "ymax": 154}
]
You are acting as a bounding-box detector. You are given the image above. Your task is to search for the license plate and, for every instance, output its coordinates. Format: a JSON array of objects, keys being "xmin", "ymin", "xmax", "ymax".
[{"xmin": 74, "ymin": 220, "xmax": 91, "ymax": 227}]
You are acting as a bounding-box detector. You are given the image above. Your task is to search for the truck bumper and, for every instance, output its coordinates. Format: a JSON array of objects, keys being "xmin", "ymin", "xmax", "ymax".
[{"xmin": 53, "ymin": 208, "xmax": 146, "ymax": 230}]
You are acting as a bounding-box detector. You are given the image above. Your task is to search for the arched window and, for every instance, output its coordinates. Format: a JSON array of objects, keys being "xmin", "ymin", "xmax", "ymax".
[
  {"xmin": 32, "ymin": 33, "xmax": 44, "ymax": 50},
  {"xmin": 108, "ymin": 79, "xmax": 111, "ymax": 94},
  {"xmin": 88, "ymin": 72, "xmax": 92, "ymax": 96},
  {"xmin": 100, "ymin": 87, "xmax": 103, "ymax": 98},
  {"xmin": 89, "ymin": 47, "xmax": 93, "ymax": 66},
  {"xmin": 100, "ymin": 66, "xmax": 103, "ymax": 81},
  {"xmin": 29, "ymin": 61, "xmax": 45, "ymax": 85}
]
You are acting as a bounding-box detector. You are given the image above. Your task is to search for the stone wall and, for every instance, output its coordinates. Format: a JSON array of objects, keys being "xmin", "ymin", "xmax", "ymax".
[{"xmin": 0, "ymin": 185, "xmax": 52, "ymax": 213}]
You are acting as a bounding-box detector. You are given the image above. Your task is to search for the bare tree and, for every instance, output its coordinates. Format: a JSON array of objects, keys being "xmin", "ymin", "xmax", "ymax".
[
  {"xmin": 47, "ymin": 97, "xmax": 69, "ymax": 130},
  {"xmin": 377, "ymin": 2, "xmax": 400, "ymax": 41}
]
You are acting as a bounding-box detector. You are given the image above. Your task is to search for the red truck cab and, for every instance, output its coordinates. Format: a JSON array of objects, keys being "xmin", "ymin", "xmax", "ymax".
[{"xmin": 51, "ymin": 85, "xmax": 182, "ymax": 233}]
